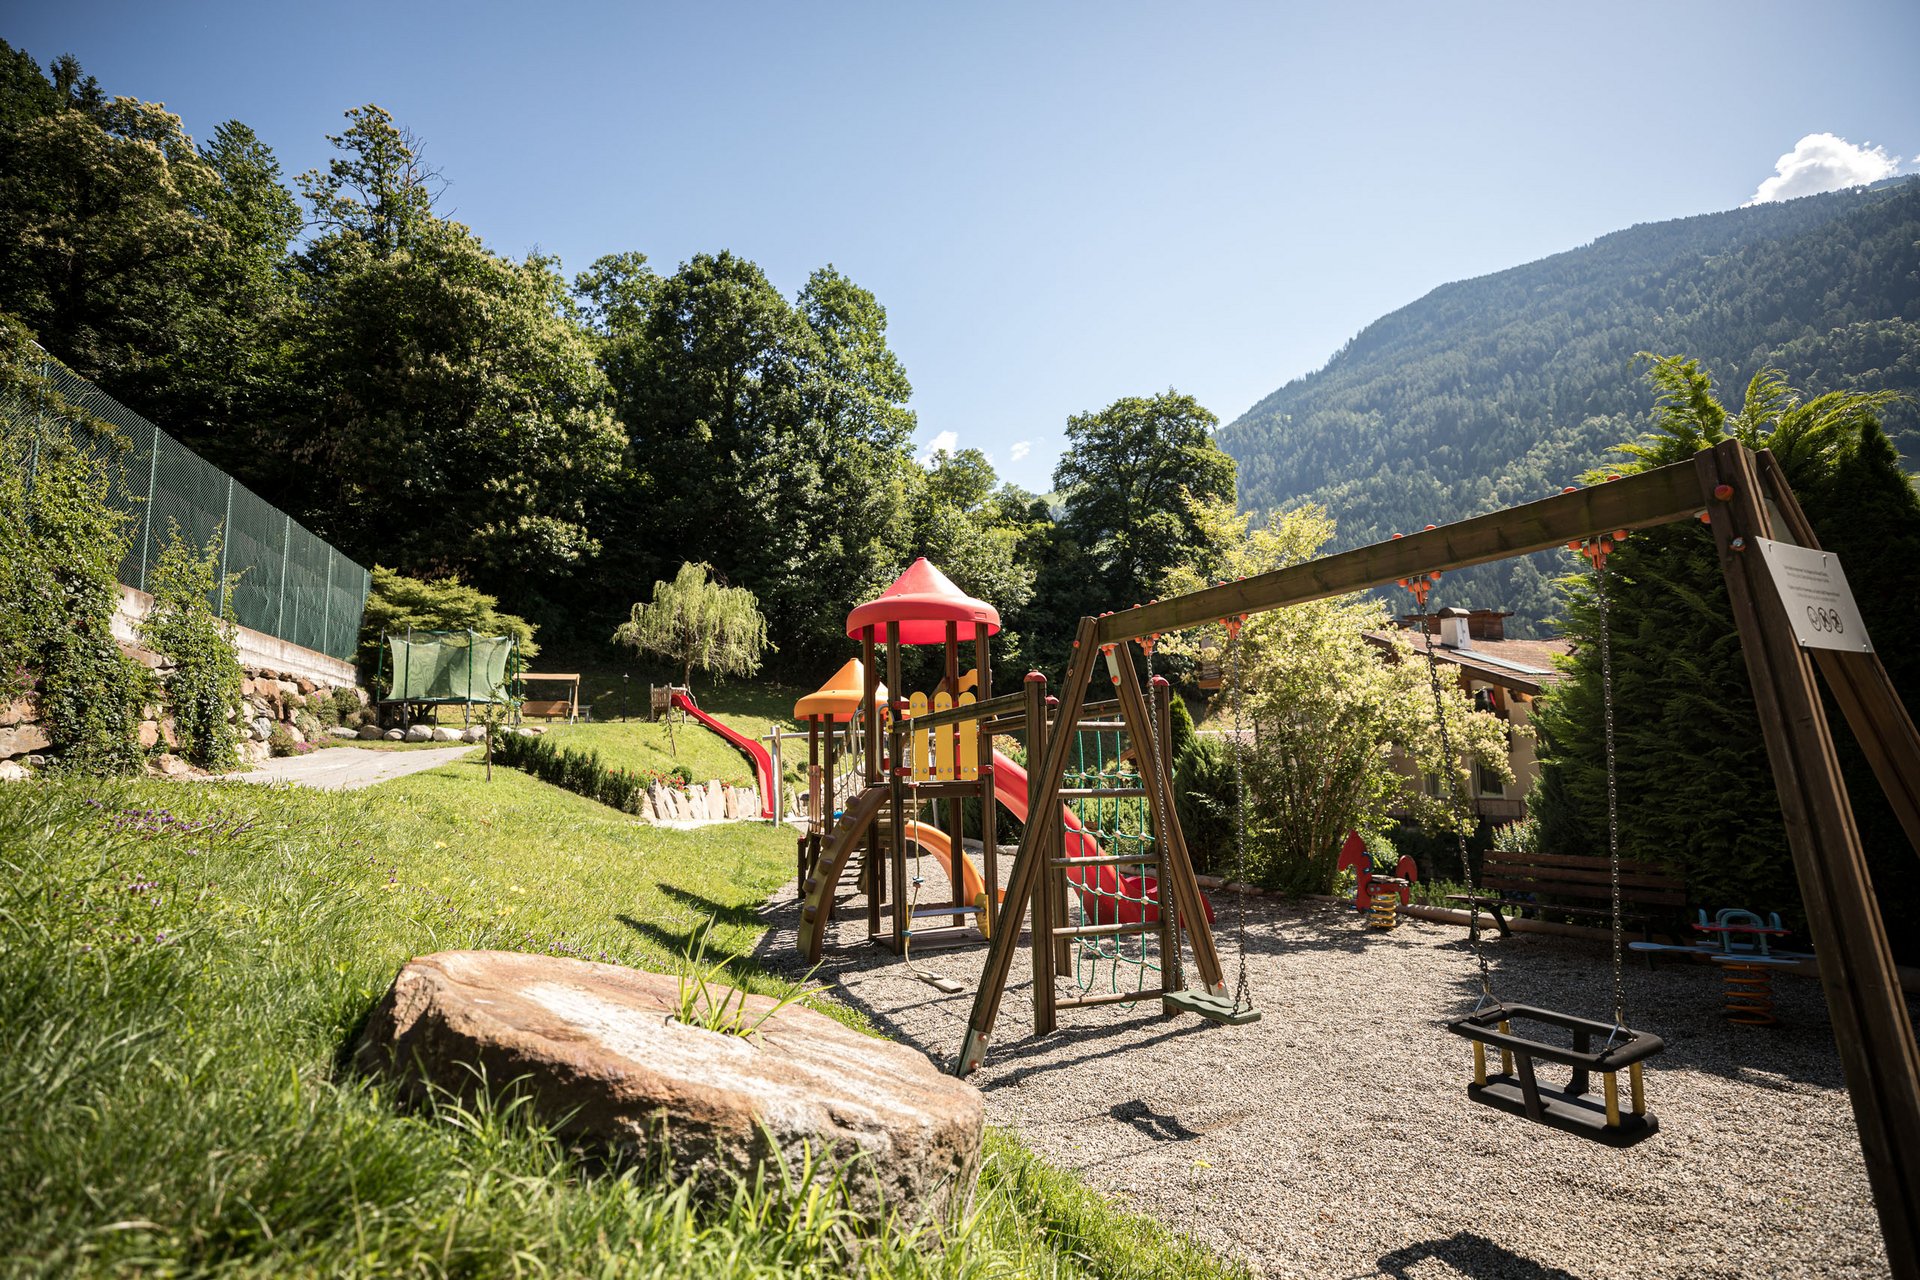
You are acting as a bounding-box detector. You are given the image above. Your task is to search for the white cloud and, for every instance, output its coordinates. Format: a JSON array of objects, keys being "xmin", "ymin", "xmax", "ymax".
[
  {"xmin": 919, "ymin": 430, "xmax": 958, "ymax": 462},
  {"xmin": 1010, "ymin": 441, "xmax": 1031, "ymax": 461},
  {"xmin": 1747, "ymin": 132, "xmax": 1899, "ymax": 205}
]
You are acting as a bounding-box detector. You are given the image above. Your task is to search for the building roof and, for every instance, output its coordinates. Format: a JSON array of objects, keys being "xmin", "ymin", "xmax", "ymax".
[
  {"xmin": 846, "ymin": 557, "xmax": 1000, "ymax": 645},
  {"xmin": 1361, "ymin": 628, "xmax": 1571, "ymax": 696}
]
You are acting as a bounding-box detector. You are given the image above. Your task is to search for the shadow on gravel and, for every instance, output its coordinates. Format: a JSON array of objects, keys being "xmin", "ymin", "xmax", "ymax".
[{"xmin": 1374, "ymin": 1232, "xmax": 1588, "ymax": 1279}]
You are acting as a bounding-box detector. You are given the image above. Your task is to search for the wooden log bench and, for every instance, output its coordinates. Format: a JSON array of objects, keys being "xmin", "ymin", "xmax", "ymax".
[{"xmin": 1446, "ymin": 850, "xmax": 1686, "ymax": 941}]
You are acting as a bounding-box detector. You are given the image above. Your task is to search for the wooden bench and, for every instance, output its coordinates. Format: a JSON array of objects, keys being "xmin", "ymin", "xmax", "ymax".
[
  {"xmin": 520, "ymin": 698, "xmax": 574, "ymax": 720},
  {"xmin": 1447, "ymin": 850, "xmax": 1686, "ymax": 941}
]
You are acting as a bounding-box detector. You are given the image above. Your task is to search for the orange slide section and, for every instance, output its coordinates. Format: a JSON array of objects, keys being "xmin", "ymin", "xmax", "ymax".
[
  {"xmin": 990, "ymin": 750, "xmax": 1212, "ymax": 926},
  {"xmin": 669, "ymin": 692, "xmax": 776, "ymax": 819}
]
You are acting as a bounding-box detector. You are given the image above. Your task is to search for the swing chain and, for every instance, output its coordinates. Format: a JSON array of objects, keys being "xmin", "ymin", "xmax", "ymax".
[
  {"xmin": 1416, "ymin": 594, "xmax": 1494, "ymax": 1008},
  {"xmin": 1594, "ymin": 551, "xmax": 1627, "ymax": 1031},
  {"xmin": 1225, "ymin": 618, "xmax": 1253, "ymax": 1014}
]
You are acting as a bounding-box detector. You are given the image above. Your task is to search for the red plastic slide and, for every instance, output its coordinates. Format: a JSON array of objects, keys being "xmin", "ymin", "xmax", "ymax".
[
  {"xmin": 990, "ymin": 750, "xmax": 1212, "ymax": 926},
  {"xmin": 670, "ymin": 692, "xmax": 776, "ymax": 819}
]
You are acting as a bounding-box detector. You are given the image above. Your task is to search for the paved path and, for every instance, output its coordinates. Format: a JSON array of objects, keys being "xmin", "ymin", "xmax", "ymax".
[{"xmin": 210, "ymin": 745, "xmax": 476, "ymax": 791}]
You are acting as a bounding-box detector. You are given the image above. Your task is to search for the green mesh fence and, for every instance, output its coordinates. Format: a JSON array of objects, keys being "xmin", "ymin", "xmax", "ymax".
[
  {"xmin": 0, "ymin": 349, "xmax": 370, "ymax": 661},
  {"xmin": 382, "ymin": 631, "xmax": 516, "ymax": 704}
]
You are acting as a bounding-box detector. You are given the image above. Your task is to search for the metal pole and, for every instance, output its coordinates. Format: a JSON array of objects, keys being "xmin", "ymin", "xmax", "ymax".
[
  {"xmin": 137, "ymin": 422, "xmax": 159, "ymax": 592},
  {"xmin": 275, "ymin": 513, "xmax": 291, "ymax": 638},
  {"xmin": 217, "ymin": 477, "xmax": 232, "ymax": 615}
]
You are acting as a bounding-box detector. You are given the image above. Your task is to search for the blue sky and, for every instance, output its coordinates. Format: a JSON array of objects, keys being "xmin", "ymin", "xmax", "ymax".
[{"xmin": 10, "ymin": 1, "xmax": 1918, "ymax": 492}]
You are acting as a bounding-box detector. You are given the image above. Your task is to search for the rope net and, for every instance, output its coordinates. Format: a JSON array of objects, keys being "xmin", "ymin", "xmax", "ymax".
[{"xmin": 1061, "ymin": 721, "xmax": 1164, "ymax": 996}]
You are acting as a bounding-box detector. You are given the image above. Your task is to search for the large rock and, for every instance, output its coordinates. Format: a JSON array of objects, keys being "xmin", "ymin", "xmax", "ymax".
[
  {"xmin": 431, "ymin": 726, "xmax": 463, "ymax": 742},
  {"xmin": 250, "ymin": 716, "xmax": 273, "ymax": 742},
  {"xmin": 356, "ymin": 952, "xmax": 982, "ymax": 1225},
  {"xmin": 462, "ymin": 725, "xmax": 486, "ymax": 743},
  {"xmin": 358, "ymin": 724, "xmax": 385, "ymax": 740},
  {"xmin": 0, "ymin": 759, "xmax": 28, "ymax": 782},
  {"xmin": 705, "ymin": 780, "xmax": 724, "ymax": 818},
  {"xmin": 385, "ymin": 729, "xmax": 406, "ymax": 741},
  {"xmin": 0, "ymin": 722, "xmax": 52, "ymax": 759},
  {"xmin": 0, "ymin": 696, "xmax": 33, "ymax": 727},
  {"xmin": 404, "ymin": 724, "xmax": 435, "ymax": 743},
  {"xmin": 329, "ymin": 724, "xmax": 360, "ymax": 739}
]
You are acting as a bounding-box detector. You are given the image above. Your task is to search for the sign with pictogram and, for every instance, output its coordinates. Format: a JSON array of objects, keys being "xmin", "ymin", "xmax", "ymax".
[{"xmin": 1756, "ymin": 538, "xmax": 1873, "ymax": 653}]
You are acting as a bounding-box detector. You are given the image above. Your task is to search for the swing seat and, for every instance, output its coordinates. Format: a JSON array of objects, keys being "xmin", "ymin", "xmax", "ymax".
[
  {"xmin": 1163, "ymin": 987, "xmax": 1261, "ymax": 1025},
  {"xmin": 1448, "ymin": 1003, "xmax": 1662, "ymax": 1148}
]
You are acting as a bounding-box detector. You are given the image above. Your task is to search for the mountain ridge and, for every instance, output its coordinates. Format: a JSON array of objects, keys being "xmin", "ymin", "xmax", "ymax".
[{"xmin": 1218, "ymin": 177, "xmax": 1920, "ymax": 633}]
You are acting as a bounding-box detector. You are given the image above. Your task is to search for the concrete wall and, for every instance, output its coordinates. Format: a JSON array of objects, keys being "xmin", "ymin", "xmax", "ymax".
[{"xmin": 113, "ymin": 586, "xmax": 359, "ymax": 687}]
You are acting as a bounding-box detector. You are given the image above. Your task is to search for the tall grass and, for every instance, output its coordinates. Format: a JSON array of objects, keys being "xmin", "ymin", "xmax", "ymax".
[{"xmin": 0, "ymin": 773, "xmax": 1246, "ymax": 1278}]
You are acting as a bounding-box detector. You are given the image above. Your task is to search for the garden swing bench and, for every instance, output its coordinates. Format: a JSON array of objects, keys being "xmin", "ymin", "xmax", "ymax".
[{"xmin": 951, "ymin": 440, "xmax": 1920, "ymax": 1277}]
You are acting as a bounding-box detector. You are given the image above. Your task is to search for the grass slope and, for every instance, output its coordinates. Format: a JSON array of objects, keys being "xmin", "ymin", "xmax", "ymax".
[{"xmin": 1, "ymin": 766, "xmax": 1245, "ymax": 1279}]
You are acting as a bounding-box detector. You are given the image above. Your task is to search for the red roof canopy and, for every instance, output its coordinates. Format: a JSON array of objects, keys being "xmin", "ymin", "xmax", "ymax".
[{"xmin": 846, "ymin": 558, "xmax": 1000, "ymax": 645}]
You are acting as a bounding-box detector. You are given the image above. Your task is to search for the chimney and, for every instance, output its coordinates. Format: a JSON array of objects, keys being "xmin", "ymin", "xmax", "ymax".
[{"xmin": 1438, "ymin": 607, "xmax": 1472, "ymax": 650}]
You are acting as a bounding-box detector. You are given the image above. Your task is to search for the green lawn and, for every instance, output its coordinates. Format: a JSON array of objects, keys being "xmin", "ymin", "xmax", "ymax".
[
  {"xmin": 1, "ymin": 764, "xmax": 1247, "ymax": 1279},
  {"xmin": 539, "ymin": 718, "xmax": 763, "ymax": 788}
]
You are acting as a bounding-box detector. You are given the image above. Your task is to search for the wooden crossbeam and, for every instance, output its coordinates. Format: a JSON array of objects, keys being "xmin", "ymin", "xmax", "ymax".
[{"xmin": 1094, "ymin": 455, "xmax": 1704, "ymax": 646}]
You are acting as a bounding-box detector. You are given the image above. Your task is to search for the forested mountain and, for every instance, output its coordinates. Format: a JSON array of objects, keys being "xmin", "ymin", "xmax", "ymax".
[{"xmin": 1218, "ymin": 178, "xmax": 1920, "ymax": 633}]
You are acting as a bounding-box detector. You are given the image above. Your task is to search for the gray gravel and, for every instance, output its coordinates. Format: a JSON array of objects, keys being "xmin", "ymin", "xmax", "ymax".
[{"xmin": 757, "ymin": 862, "xmax": 1901, "ymax": 1279}]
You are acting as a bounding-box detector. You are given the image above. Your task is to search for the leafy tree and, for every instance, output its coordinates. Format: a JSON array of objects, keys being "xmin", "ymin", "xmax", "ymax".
[
  {"xmin": 274, "ymin": 107, "xmax": 624, "ymax": 601},
  {"xmin": 613, "ymin": 562, "xmax": 772, "ymax": 691},
  {"xmin": 895, "ymin": 448, "xmax": 1042, "ymax": 675},
  {"xmin": 1051, "ymin": 390, "xmax": 1236, "ymax": 636},
  {"xmin": 0, "ymin": 48, "xmax": 224, "ymax": 390},
  {"xmin": 1165, "ymin": 505, "xmax": 1508, "ymax": 894},
  {"xmin": 140, "ymin": 525, "xmax": 244, "ymax": 771},
  {"xmin": 1532, "ymin": 356, "xmax": 1920, "ymax": 949},
  {"xmin": 358, "ymin": 566, "xmax": 539, "ymax": 682}
]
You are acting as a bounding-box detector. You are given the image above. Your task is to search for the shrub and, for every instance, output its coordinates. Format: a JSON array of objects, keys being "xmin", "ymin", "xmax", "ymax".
[
  {"xmin": 0, "ymin": 329, "xmax": 149, "ymax": 775},
  {"xmin": 1491, "ymin": 817, "xmax": 1538, "ymax": 854},
  {"xmin": 492, "ymin": 731, "xmax": 653, "ymax": 816},
  {"xmin": 1172, "ymin": 735, "xmax": 1238, "ymax": 878},
  {"xmin": 140, "ymin": 525, "xmax": 245, "ymax": 772},
  {"xmin": 267, "ymin": 723, "xmax": 296, "ymax": 757}
]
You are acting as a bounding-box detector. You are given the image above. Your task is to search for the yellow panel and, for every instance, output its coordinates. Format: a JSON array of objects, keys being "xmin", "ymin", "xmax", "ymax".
[
  {"xmin": 910, "ymin": 692, "xmax": 930, "ymax": 782},
  {"xmin": 933, "ymin": 691, "xmax": 955, "ymax": 780},
  {"xmin": 957, "ymin": 691, "xmax": 979, "ymax": 780}
]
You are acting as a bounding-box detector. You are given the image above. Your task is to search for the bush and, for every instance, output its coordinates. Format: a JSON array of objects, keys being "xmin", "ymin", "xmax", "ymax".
[
  {"xmin": 267, "ymin": 723, "xmax": 296, "ymax": 757},
  {"xmin": 0, "ymin": 329, "xmax": 149, "ymax": 775},
  {"xmin": 493, "ymin": 731, "xmax": 651, "ymax": 816},
  {"xmin": 140, "ymin": 525, "xmax": 245, "ymax": 771},
  {"xmin": 1172, "ymin": 735, "xmax": 1238, "ymax": 878}
]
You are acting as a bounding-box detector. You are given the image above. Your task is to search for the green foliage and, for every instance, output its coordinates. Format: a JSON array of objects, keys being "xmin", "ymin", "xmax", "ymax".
[
  {"xmin": 1490, "ymin": 816, "xmax": 1538, "ymax": 854},
  {"xmin": 0, "ymin": 326, "xmax": 148, "ymax": 774},
  {"xmin": 139, "ymin": 525, "xmax": 244, "ymax": 770},
  {"xmin": 1047, "ymin": 390, "xmax": 1237, "ymax": 639},
  {"xmin": 359, "ymin": 565, "xmax": 538, "ymax": 679},
  {"xmin": 613, "ymin": 562, "xmax": 771, "ymax": 689},
  {"xmin": 1165, "ymin": 691, "xmax": 1197, "ymax": 762},
  {"xmin": 493, "ymin": 730, "xmax": 655, "ymax": 815},
  {"xmin": 1220, "ymin": 178, "xmax": 1920, "ymax": 634},
  {"xmin": 267, "ymin": 722, "xmax": 296, "ymax": 757},
  {"xmin": 1172, "ymin": 735, "xmax": 1238, "ymax": 877},
  {"xmin": 1531, "ymin": 357, "xmax": 1920, "ymax": 953}
]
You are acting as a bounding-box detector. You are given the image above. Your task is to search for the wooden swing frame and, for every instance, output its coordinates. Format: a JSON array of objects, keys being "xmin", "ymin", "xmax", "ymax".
[{"xmin": 953, "ymin": 439, "xmax": 1920, "ymax": 1278}]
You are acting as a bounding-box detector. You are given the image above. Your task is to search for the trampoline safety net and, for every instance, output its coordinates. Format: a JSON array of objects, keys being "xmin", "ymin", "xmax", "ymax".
[{"xmin": 384, "ymin": 632, "xmax": 515, "ymax": 704}]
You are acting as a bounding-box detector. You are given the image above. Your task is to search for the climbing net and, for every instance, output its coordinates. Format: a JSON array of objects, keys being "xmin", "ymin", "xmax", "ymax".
[{"xmin": 1061, "ymin": 718, "xmax": 1164, "ymax": 995}]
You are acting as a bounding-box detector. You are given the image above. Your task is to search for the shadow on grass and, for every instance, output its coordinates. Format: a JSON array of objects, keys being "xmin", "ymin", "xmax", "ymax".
[
  {"xmin": 1377, "ymin": 1232, "xmax": 1588, "ymax": 1279},
  {"xmin": 658, "ymin": 882, "xmax": 766, "ymax": 930}
]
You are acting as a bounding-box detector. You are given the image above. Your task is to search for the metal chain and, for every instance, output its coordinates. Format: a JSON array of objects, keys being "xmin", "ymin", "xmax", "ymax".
[
  {"xmin": 1594, "ymin": 554, "xmax": 1627, "ymax": 1031},
  {"xmin": 1226, "ymin": 623, "xmax": 1253, "ymax": 1014},
  {"xmin": 1418, "ymin": 602, "xmax": 1494, "ymax": 1008}
]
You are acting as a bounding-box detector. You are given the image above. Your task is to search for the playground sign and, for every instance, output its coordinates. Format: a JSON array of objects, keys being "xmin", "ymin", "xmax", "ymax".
[{"xmin": 1756, "ymin": 538, "xmax": 1873, "ymax": 654}]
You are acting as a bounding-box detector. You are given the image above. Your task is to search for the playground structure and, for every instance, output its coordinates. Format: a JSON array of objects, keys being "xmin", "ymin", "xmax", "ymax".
[
  {"xmin": 920, "ymin": 439, "xmax": 1920, "ymax": 1273},
  {"xmin": 1334, "ymin": 830, "xmax": 1419, "ymax": 930},
  {"xmin": 516, "ymin": 671, "xmax": 580, "ymax": 722},
  {"xmin": 663, "ymin": 689, "xmax": 776, "ymax": 820},
  {"xmin": 375, "ymin": 628, "xmax": 517, "ymax": 726},
  {"xmin": 794, "ymin": 558, "xmax": 1235, "ymax": 1026}
]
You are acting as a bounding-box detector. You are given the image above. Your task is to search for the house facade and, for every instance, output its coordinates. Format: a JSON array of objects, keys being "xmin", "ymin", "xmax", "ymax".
[{"xmin": 1362, "ymin": 607, "xmax": 1570, "ymax": 823}]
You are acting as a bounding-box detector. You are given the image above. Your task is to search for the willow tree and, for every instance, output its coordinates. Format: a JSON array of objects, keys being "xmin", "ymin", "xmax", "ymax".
[{"xmin": 613, "ymin": 562, "xmax": 771, "ymax": 690}]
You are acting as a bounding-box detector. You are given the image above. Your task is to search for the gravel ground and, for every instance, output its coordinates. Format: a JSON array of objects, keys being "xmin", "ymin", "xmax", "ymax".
[{"xmin": 757, "ymin": 857, "xmax": 1905, "ymax": 1280}]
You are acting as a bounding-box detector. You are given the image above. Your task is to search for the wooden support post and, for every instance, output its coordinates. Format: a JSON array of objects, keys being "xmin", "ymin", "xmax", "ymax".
[
  {"xmin": 1110, "ymin": 643, "xmax": 1224, "ymax": 992},
  {"xmin": 960, "ymin": 617, "xmax": 1101, "ymax": 1072},
  {"xmin": 1026, "ymin": 672, "xmax": 1056, "ymax": 1035},
  {"xmin": 1700, "ymin": 440, "xmax": 1920, "ymax": 1277},
  {"xmin": 977, "ymin": 621, "xmax": 998, "ymax": 936},
  {"xmin": 1153, "ymin": 673, "xmax": 1181, "ymax": 997},
  {"xmin": 862, "ymin": 628, "xmax": 882, "ymax": 937},
  {"xmin": 886, "ymin": 622, "xmax": 909, "ymax": 952},
  {"xmin": 1754, "ymin": 449, "xmax": 1920, "ymax": 858},
  {"xmin": 946, "ymin": 621, "xmax": 965, "ymax": 929}
]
